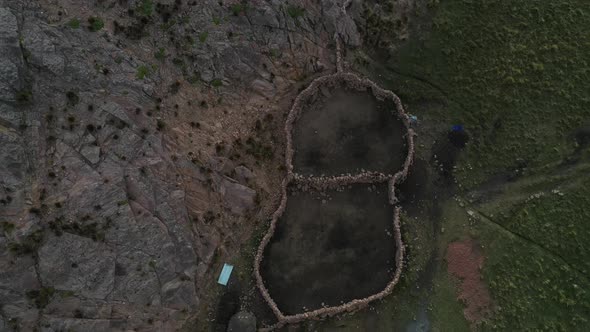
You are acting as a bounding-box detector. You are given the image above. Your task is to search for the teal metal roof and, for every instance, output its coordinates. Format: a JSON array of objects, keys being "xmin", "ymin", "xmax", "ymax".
[{"xmin": 217, "ymin": 263, "xmax": 234, "ymax": 286}]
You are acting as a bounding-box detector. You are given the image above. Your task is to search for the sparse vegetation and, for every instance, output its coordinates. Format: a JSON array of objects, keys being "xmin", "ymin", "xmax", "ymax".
[
  {"xmin": 138, "ymin": 0, "xmax": 154, "ymax": 16},
  {"xmin": 8, "ymin": 230, "xmax": 44, "ymax": 255},
  {"xmin": 67, "ymin": 18, "xmax": 80, "ymax": 29},
  {"xmin": 136, "ymin": 65, "xmax": 150, "ymax": 79},
  {"xmin": 156, "ymin": 119, "xmax": 166, "ymax": 131},
  {"xmin": 244, "ymin": 137, "xmax": 273, "ymax": 161},
  {"xmin": 287, "ymin": 5, "xmax": 305, "ymax": 19},
  {"xmin": 87, "ymin": 17, "xmax": 104, "ymax": 32},
  {"xmin": 154, "ymin": 47, "xmax": 166, "ymax": 61},
  {"xmin": 65, "ymin": 91, "xmax": 79, "ymax": 105},
  {"xmin": 0, "ymin": 222, "xmax": 15, "ymax": 234},
  {"xmin": 199, "ymin": 31, "xmax": 208, "ymax": 43},
  {"xmin": 230, "ymin": 3, "xmax": 246, "ymax": 16},
  {"xmin": 26, "ymin": 287, "xmax": 56, "ymax": 309},
  {"xmin": 48, "ymin": 216, "xmax": 109, "ymax": 242},
  {"xmin": 15, "ymin": 89, "xmax": 32, "ymax": 104}
]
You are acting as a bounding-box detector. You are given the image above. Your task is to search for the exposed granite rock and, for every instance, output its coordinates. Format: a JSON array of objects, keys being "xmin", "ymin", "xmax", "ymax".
[
  {"xmin": 0, "ymin": 0, "xmax": 363, "ymax": 330},
  {"xmin": 38, "ymin": 233, "xmax": 116, "ymax": 299},
  {"xmin": 218, "ymin": 177, "xmax": 256, "ymax": 215},
  {"xmin": 234, "ymin": 165, "xmax": 255, "ymax": 184}
]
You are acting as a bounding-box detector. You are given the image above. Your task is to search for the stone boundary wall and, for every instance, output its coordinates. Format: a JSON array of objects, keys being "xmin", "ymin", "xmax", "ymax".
[{"xmin": 253, "ymin": 25, "xmax": 417, "ymax": 330}]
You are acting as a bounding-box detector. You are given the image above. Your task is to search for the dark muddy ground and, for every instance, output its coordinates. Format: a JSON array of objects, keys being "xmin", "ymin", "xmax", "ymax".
[
  {"xmin": 261, "ymin": 183, "xmax": 397, "ymax": 315},
  {"xmin": 211, "ymin": 129, "xmax": 466, "ymax": 331},
  {"xmin": 292, "ymin": 89, "xmax": 407, "ymax": 176}
]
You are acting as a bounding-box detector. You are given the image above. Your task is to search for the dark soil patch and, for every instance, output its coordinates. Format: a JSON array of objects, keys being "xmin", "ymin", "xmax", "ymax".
[
  {"xmin": 261, "ymin": 183, "xmax": 397, "ymax": 315},
  {"xmin": 574, "ymin": 125, "xmax": 590, "ymax": 147},
  {"xmin": 431, "ymin": 129, "xmax": 469, "ymax": 184},
  {"xmin": 396, "ymin": 158, "xmax": 431, "ymax": 216},
  {"xmin": 292, "ymin": 89, "xmax": 407, "ymax": 176},
  {"xmin": 214, "ymin": 288, "xmax": 241, "ymax": 332},
  {"xmin": 448, "ymin": 129, "xmax": 469, "ymax": 148},
  {"xmin": 213, "ymin": 270, "xmax": 278, "ymax": 331}
]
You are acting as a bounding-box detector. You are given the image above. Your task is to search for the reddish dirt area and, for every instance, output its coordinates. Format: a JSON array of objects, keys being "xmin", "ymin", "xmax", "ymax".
[{"xmin": 446, "ymin": 239, "xmax": 493, "ymax": 326}]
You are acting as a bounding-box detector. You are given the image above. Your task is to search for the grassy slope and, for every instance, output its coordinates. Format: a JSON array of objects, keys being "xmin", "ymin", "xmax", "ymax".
[
  {"xmin": 392, "ymin": 0, "xmax": 590, "ymax": 189},
  {"xmin": 364, "ymin": 0, "xmax": 590, "ymax": 330},
  {"xmin": 472, "ymin": 177, "xmax": 590, "ymax": 331}
]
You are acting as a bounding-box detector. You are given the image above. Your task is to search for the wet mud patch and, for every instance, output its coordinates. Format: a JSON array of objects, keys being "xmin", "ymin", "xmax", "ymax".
[
  {"xmin": 292, "ymin": 89, "xmax": 407, "ymax": 176},
  {"xmin": 261, "ymin": 183, "xmax": 397, "ymax": 315},
  {"xmin": 446, "ymin": 239, "xmax": 492, "ymax": 326}
]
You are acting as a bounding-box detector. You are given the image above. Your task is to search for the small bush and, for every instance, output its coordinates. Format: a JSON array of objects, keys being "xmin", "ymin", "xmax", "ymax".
[
  {"xmin": 199, "ymin": 31, "xmax": 208, "ymax": 43},
  {"xmin": 68, "ymin": 18, "xmax": 80, "ymax": 29},
  {"xmin": 26, "ymin": 287, "xmax": 55, "ymax": 309},
  {"xmin": 138, "ymin": 0, "xmax": 154, "ymax": 16},
  {"xmin": 230, "ymin": 4, "xmax": 246, "ymax": 16},
  {"xmin": 156, "ymin": 119, "xmax": 166, "ymax": 131},
  {"xmin": 287, "ymin": 5, "xmax": 305, "ymax": 19},
  {"xmin": 66, "ymin": 91, "xmax": 79, "ymax": 105},
  {"xmin": 8, "ymin": 230, "xmax": 44, "ymax": 255},
  {"xmin": 211, "ymin": 78, "xmax": 223, "ymax": 87},
  {"xmin": 0, "ymin": 222, "xmax": 15, "ymax": 234},
  {"xmin": 136, "ymin": 65, "xmax": 150, "ymax": 79},
  {"xmin": 16, "ymin": 89, "xmax": 32, "ymax": 104},
  {"xmin": 87, "ymin": 17, "xmax": 104, "ymax": 32},
  {"xmin": 73, "ymin": 309, "xmax": 84, "ymax": 318},
  {"xmin": 245, "ymin": 137, "xmax": 273, "ymax": 160},
  {"xmin": 154, "ymin": 47, "xmax": 166, "ymax": 61},
  {"xmin": 48, "ymin": 218, "xmax": 106, "ymax": 242}
]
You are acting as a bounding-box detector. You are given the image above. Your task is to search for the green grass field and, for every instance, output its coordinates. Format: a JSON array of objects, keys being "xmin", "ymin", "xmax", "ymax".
[
  {"xmin": 391, "ymin": 0, "xmax": 590, "ymax": 188},
  {"xmin": 353, "ymin": 0, "xmax": 590, "ymax": 330}
]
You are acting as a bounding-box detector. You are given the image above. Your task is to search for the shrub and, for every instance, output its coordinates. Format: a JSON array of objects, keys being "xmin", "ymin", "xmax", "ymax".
[
  {"xmin": 48, "ymin": 217, "xmax": 106, "ymax": 242},
  {"xmin": 154, "ymin": 47, "xmax": 166, "ymax": 61},
  {"xmin": 211, "ymin": 78, "xmax": 223, "ymax": 87},
  {"xmin": 87, "ymin": 17, "xmax": 104, "ymax": 32},
  {"xmin": 138, "ymin": 0, "xmax": 154, "ymax": 16},
  {"xmin": 0, "ymin": 222, "xmax": 15, "ymax": 234},
  {"xmin": 68, "ymin": 18, "xmax": 80, "ymax": 29},
  {"xmin": 199, "ymin": 31, "xmax": 208, "ymax": 43},
  {"xmin": 136, "ymin": 65, "xmax": 150, "ymax": 79},
  {"xmin": 66, "ymin": 91, "xmax": 79, "ymax": 105},
  {"xmin": 287, "ymin": 5, "xmax": 305, "ymax": 19},
  {"xmin": 230, "ymin": 4, "xmax": 246, "ymax": 16},
  {"xmin": 15, "ymin": 89, "xmax": 32, "ymax": 104},
  {"xmin": 8, "ymin": 230, "xmax": 44, "ymax": 255},
  {"xmin": 26, "ymin": 287, "xmax": 55, "ymax": 309},
  {"xmin": 156, "ymin": 119, "xmax": 166, "ymax": 131}
]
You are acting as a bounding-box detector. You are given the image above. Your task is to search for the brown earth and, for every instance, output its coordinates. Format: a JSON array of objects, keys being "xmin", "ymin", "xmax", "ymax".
[{"xmin": 446, "ymin": 239, "xmax": 492, "ymax": 326}]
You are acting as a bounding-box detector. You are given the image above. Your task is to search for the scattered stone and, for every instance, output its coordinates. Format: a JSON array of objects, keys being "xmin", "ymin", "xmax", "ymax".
[{"xmin": 227, "ymin": 311, "xmax": 256, "ymax": 332}]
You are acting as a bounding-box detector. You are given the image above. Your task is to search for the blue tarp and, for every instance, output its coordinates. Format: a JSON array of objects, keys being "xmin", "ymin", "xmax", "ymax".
[
  {"xmin": 217, "ymin": 263, "xmax": 234, "ymax": 286},
  {"xmin": 452, "ymin": 124, "xmax": 464, "ymax": 132}
]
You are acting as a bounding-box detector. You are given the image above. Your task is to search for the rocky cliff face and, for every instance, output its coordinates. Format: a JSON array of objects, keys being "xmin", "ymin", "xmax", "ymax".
[{"xmin": 0, "ymin": 0, "xmax": 361, "ymax": 330}]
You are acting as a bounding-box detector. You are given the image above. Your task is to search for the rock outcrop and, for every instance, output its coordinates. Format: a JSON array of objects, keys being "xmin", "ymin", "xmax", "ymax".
[{"xmin": 0, "ymin": 0, "xmax": 365, "ymax": 330}]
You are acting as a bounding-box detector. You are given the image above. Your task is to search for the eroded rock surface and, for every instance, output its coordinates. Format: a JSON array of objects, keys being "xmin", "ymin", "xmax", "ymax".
[{"xmin": 0, "ymin": 0, "xmax": 365, "ymax": 330}]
